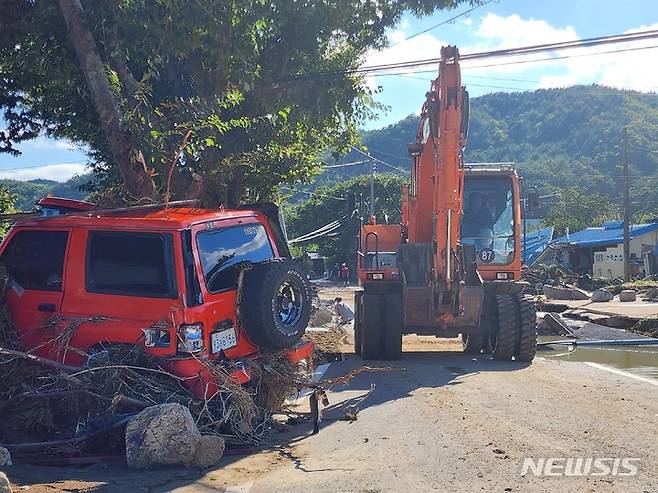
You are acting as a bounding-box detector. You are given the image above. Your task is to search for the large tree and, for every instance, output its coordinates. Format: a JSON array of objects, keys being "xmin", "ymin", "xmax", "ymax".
[
  {"xmin": 0, "ymin": 0, "xmax": 463, "ymax": 206},
  {"xmin": 543, "ymin": 186, "xmax": 617, "ymax": 237},
  {"xmin": 287, "ymin": 173, "xmax": 407, "ymax": 265}
]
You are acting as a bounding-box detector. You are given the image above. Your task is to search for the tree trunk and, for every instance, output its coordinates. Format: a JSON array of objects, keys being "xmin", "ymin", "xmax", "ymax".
[{"xmin": 57, "ymin": 0, "xmax": 157, "ymax": 200}]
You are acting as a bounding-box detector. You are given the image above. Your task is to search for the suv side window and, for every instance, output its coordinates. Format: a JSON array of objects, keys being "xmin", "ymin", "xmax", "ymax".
[
  {"xmin": 1, "ymin": 230, "xmax": 68, "ymax": 291},
  {"xmin": 197, "ymin": 224, "xmax": 274, "ymax": 293},
  {"xmin": 86, "ymin": 231, "xmax": 177, "ymax": 298}
]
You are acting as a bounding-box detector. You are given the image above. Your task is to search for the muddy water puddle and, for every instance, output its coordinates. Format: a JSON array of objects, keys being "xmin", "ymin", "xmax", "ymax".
[{"xmin": 539, "ymin": 339, "xmax": 658, "ymax": 381}]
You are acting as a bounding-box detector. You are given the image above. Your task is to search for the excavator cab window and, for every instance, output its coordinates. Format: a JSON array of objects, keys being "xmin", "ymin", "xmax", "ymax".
[
  {"xmin": 365, "ymin": 251, "xmax": 397, "ymax": 269},
  {"xmin": 461, "ymin": 176, "xmax": 515, "ymax": 265}
]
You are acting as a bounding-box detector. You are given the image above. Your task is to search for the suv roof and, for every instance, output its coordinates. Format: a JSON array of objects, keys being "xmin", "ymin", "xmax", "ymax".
[{"xmin": 13, "ymin": 206, "xmax": 263, "ymax": 231}]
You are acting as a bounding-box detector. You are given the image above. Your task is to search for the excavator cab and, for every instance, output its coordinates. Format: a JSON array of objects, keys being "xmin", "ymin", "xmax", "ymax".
[
  {"xmin": 462, "ymin": 163, "xmax": 522, "ymax": 282},
  {"xmin": 354, "ymin": 46, "xmax": 537, "ymax": 363}
]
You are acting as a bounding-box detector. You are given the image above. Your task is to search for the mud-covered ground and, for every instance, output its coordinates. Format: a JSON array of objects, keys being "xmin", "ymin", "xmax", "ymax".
[{"xmin": 4, "ymin": 287, "xmax": 658, "ymax": 492}]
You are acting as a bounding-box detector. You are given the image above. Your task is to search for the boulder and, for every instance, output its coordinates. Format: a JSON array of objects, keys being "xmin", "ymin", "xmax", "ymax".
[
  {"xmin": 0, "ymin": 472, "xmax": 11, "ymax": 493},
  {"xmin": 643, "ymin": 287, "xmax": 658, "ymax": 301},
  {"xmin": 0, "ymin": 447, "xmax": 12, "ymax": 466},
  {"xmin": 125, "ymin": 403, "xmax": 201, "ymax": 469},
  {"xmin": 619, "ymin": 290, "xmax": 637, "ymax": 302},
  {"xmin": 190, "ymin": 435, "xmax": 226, "ymax": 468},
  {"xmin": 571, "ymin": 288, "xmax": 591, "ymax": 300},
  {"xmin": 543, "ymin": 285, "xmax": 573, "ymax": 300},
  {"xmin": 591, "ymin": 289, "xmax": 614, "ymax": 302},
  {"xmin": 310, "ymin": 306, "xmax": 333, "ymax": 326}
]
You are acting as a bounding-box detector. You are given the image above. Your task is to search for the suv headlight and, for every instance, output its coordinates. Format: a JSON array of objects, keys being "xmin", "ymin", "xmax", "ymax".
[{"xmin": 178, "ymin": 323, "xmax": 204, "ymax": 353}]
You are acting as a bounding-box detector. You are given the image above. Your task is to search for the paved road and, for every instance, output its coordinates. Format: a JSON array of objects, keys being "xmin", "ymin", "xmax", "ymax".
[
  {"xmin": 202, "ymin": 351, "xmax": 658, "ymax": 493},
  {"xmin": 9, "ymin": 347, "xmax": 658, "ymax": 492}
]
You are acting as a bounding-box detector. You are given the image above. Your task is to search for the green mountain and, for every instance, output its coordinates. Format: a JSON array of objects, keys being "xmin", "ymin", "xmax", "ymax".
[
  {"xmin": 1, "ymin": 174, "xmax": 90, "ymax": 211},
  {"xmin": 323, "ymin": 85, "xmax": 658, "ymax": 218}
]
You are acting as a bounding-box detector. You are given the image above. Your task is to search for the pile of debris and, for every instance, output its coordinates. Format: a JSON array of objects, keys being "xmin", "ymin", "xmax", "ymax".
[
  {"xmin": 525, "ymin": 263, "xmax": 658, "ymax": 305},
  {"xmin": 0, "ymin": 304, "xmax": 318, "ymax": 469},
  {"xmin": 522, "ymin": 264, "xmax": 613, "ymax": 293}
]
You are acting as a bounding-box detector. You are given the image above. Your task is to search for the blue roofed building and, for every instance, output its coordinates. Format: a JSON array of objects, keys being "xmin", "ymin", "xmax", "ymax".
[
  {"xmin": 541, "ymin": 220, "xmax": 658, "ymax": 279},
  {"xmin": 521, "ymin": 226, "xmax": 554, "ymax": 265}
]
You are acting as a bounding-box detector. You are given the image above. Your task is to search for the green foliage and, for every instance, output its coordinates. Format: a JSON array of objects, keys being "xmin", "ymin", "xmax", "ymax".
[
  {"xmin": 0, "ymin": 185, "xmax": 16, "ymax": 236},
  {"xmin": 287, "ymin": 173, "xmax": 407, "ymax": 264},
  {"xmin": 542, "ymin": 186, "xmax": 616, "ymax": 237},
  {"xmin": 0, "ymin": 0, "xmax": 462, "ymax": 204},
  {"xmin": 0, "ymin": 174, "xmax": 89, "ymax": 211}
]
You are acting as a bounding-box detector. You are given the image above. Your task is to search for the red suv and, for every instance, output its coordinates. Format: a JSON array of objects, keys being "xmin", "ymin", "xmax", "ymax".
[{"xmin": 0, "ymin": 201, "xmax": 313, "ymax": 398}]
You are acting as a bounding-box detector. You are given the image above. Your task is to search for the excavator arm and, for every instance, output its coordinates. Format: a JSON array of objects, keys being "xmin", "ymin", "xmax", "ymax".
[{"xmin": 401, "ymin": 46, "xmax": 476, "ymax": 325}]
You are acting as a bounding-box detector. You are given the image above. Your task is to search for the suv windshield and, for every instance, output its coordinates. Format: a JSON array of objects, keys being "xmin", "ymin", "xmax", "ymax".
[
  {"xmin": 197, "ymin": 223, "xmax": 274, "ymax": 293},
  {"xmin": 461, "ymin": 176, "xmax": 515, "ymax": 265}
]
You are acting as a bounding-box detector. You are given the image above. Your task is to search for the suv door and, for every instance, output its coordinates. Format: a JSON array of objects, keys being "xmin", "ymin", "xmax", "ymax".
[
  {"xmin": 188, "ymin": 218, "xmax": 278, "ymax": 359},
  {"xmin": 0, "ymin": 229, "xmax": 69, "ymax": 355}
]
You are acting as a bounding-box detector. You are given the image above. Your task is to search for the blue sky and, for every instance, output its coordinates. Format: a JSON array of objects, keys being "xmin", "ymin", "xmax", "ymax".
[{"xmin": 2, "ymin": 0, "xmax": 658, "ymax": 181}]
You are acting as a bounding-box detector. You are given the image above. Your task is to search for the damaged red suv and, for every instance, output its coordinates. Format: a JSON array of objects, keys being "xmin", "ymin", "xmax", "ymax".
[{"xmin": 0, "ymin": 201, "xmax": 313, "ymax": 398}]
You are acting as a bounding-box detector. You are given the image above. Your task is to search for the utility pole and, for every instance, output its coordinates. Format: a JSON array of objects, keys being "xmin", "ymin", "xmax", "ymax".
[
  {"xmin": 369, "ymin": 153, "xmax": 376, "ymax": 222},
  {"xmin": 522, "ymin": 179, "xmax": 527, "ymax": 264},
  {"xmin": 622, "ymin": 127, "xmax": 631, "ymax": 282}
]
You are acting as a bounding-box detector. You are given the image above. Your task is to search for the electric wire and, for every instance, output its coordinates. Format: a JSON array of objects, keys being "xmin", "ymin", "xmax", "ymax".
[
  {"xmin": 388, "ymin": 0, "xmax": 498, "ymax": 47},
  {"xmin": 279, "ymin": 29, "xmax": 658, "ymax": 81}
]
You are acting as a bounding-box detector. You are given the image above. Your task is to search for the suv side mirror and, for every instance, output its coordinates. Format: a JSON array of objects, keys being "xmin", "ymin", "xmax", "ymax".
[{"xmin": 526, "ymin": 186, "xmax": 540, "ymax": 211}]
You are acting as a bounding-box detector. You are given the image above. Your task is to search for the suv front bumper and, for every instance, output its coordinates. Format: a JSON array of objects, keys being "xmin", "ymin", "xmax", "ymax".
[{"xmin": 165, "ymin": 340, "xmax": 315, "ymax": 399}]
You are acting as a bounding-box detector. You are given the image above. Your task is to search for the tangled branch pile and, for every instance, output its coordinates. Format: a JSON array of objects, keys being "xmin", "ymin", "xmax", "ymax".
[{"xmin": 0, "ymin": 312, "xmax": 313, "ymax": 456}]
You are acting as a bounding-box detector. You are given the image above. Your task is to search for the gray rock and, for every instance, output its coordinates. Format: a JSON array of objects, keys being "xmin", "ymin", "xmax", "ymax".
[
  {"xmin": 571, "ymin": 288, "xmax": 591, "ymax": 300},
  {"xmin": 0, "ymin": 447, "xmax": 12, "ymax": 466},
  {"xmin": 619, "ymin": 289, "xmax": 637, "ymax": 302},
  {"xmin": 591, "ymin": 289, "xmax": 613, "ymax": 302},
  {"xmin": 190, "ymin": 435, "xmax": 226, "ymax": 468},
  {"xmin": 543, "ymin": 285, "xmax": 573, "ymax": 300},
  {"xmin": 310, "ymin": 306, "xmax": 333, "ymax": 326},
  {"xmin": 0, "ymin": 472, "xmax": 11, "ymax": 493},
  {"xmin": 125, "ymin": 403, "xmax": 201, "ymax": 469}
]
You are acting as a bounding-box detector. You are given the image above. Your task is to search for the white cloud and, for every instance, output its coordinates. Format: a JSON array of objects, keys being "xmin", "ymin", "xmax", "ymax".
[
  {"xmin": 555, "ymin": 23, "xmax": 658, "ymax": 92},
  {"xmin": 364, "ymin": 31, "xmax": 445, "ymax": 72},
  {"xmin": 474, "ymin": 14, "xmax": 578, "ymax": 49},
  {"xmin": 0, "ymin": 163, "xmax": 87, "ymax": 182},
  {"xmin": 462, "ymin": 17, "xmax": 472, "ymax": 26},
  {"xmin": 22, "ymin": 136, "xmax": 78, "ymax": 151},
  {"xmin": 460, "ymin": 14, "xmax": 580, "ymax": 77}
]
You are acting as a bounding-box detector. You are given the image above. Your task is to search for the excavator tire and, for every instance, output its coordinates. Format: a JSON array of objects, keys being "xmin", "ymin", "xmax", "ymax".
[
  {"xmin": 492, "ymin": 294, "xmax": 518, "ymax": 361},
  {"xmin": 361, "ymin": 294, "xmax": 383, "ymax": 360},
  {"xmin": 516, "ymin": 295, "xmax": 537, "ymax": 362},
  {"xmin": 461, "ymin": 331, "xmax": 483, "ymax": 354},
  {"xmin": 383, "ymin": 294, "xmax": 403, "ymax": 360},
  {"xmin": 353, "ymin": 291, "xmax": 363, "ymax": 355}
]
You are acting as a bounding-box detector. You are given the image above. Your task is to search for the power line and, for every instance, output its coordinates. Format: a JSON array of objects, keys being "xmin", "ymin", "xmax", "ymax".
[
  {"xmin": 361, "ymin": 29, "xmax": 658, "ymax": 75},
  {"xmin": 323, "ymin": 159, "xmax": 370, "ymax": 168},
  {"xmin": 280, "ymin": 29, "xmax": 658, "ymax": 81},
  {"xmin": 367, "ymin": 147, "xmax": 409, "ymax": 161},
  {"xmin": 280, "ymin": 186, "xmax": 346, "ymax": 201},
  {"xmin": 462, "ymin": 43, "xmax": 658, "ymax": 71},
  {"xmin": 350, "ymin": 146, "xmax": 410, "ymax": 175},
  {"xmin": 388, "ymin": 0, "xmax": 497, "ymax": 47}
]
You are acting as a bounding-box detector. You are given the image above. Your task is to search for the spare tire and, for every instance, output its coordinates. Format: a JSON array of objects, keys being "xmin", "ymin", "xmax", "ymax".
[{"xmin": 239, "ymin": 260, "xmax": 312, "ymax": 350}]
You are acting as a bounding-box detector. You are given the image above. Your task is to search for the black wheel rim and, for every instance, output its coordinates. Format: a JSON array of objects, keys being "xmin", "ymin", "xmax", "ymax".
[{"xmin": 275, "ymin": 280, "xmax": 303, "ymax": 328}]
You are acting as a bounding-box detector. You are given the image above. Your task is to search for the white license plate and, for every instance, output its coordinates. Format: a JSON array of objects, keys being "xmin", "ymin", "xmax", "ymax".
[{"xmin": 211, "ymin": 327, "xmax": 237, "ymax": 353}]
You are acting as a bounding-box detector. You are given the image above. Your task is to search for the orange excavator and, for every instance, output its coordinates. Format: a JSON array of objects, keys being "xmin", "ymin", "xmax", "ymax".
[{"xmin": 354, "ymin": 46, "xmax": 537, "ymax": 361}]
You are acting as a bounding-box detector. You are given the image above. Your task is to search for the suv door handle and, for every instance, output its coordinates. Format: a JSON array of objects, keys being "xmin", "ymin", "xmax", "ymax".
[{"xmin": 38, "ymin": 303, "xmax": 56, "ymax": 312}]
